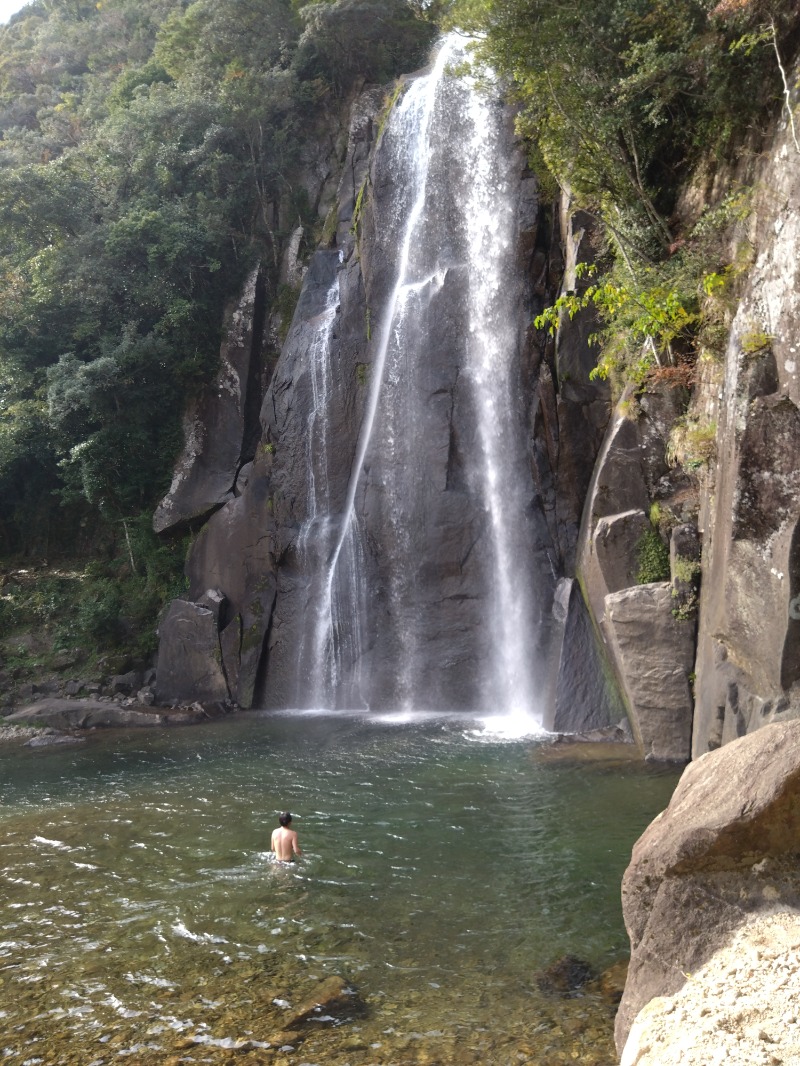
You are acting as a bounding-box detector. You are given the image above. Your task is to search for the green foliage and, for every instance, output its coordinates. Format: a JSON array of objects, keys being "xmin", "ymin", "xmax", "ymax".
[
  {"xmin": 294, "ymin": 0, "xmax": 435, "ymax": 96},
  {"xmin": 672, "ymin": 553, "xmax": 701, "ymax": 585},
  {"xmin": 741, "ymin": 326, "xmax": 774, "ymax": 356},
  {"xmin": 535, "ymin": 183, "xmax": 756, "ymax": 392},
  {"xmin": 671, "ymin": 552, "xmax": 701, "ymax": 620},
  {"xmin": 667, "ymin": 415, "xmax": 717, "ymax": 470},
  {"xmin": 450, "ymin": 0, "xmax": 796, "ymax": 392},
  {"xmin": 376, "ymin": 80, "xmax": 405, "ymax": 141},
  {"xmin": 351, "ymin": 176, "xmax": 369, "ymax": 234},
  {"xmin": 273, "ymin": 283, "xmax": 302, "ymax": 342},
  {"xmin": 635, "ymin": 526, "xmax": 671, "ymax": 585},
  {"xmin": 478, "ymin": 0, "xmax": 793, "ymax": 222},
  {"xmin": 536, "ymin": 263, "xmax": 700, "ymax": 386},
  {"xmin": 1, "ymin": 514, "xmax": 189, "ymax": 667}
]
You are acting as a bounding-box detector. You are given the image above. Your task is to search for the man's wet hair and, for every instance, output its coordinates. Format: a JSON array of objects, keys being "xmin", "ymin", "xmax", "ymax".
[{"xmin": 278, "ymin": 811, "xmax": 292, "ymax": 827}]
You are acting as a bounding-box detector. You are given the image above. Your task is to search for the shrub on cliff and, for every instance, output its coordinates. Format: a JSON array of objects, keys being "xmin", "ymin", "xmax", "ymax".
[{"xmin": 294, "ymin": 0, "xmax": 436, "ymax": 95}]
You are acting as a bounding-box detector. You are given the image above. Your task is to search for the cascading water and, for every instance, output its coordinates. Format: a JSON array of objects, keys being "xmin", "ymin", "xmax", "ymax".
[
  {"xmin": 462, "ymin": 64, "xmax": 543, "ymax": 720},
  {"xmin": 285, "ymin": 35, "xmax": 556, "ymax": 720},
  {"xmin": 292, "ymin": 257, "xmax": 367, "ymax": 708}
]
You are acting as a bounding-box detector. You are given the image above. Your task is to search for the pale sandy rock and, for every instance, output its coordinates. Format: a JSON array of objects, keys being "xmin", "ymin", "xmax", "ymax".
[{"xmin": 622, "ymin": 913, "xmax": 800, "ymax": 1066}]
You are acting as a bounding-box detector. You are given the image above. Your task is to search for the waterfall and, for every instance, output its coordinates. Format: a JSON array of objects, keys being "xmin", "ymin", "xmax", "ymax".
[
  {"xmin": 286, "ymin": 35, "xmax": 553, "ymax": 719},
  {"xmin": 462, "ymin": 66, "xmax": 541, "ymax": 720}
]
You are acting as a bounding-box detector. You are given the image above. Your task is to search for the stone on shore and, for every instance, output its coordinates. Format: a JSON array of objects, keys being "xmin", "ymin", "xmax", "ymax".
[{"xmin": 4, "ymin": 698, "xmax": 203, "ymax": 730}]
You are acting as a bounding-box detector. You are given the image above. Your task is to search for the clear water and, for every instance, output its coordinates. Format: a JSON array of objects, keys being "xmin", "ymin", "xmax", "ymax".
[{"xmin": 0, "ymin": 715, "xmax": 678, "ymax": 1064}]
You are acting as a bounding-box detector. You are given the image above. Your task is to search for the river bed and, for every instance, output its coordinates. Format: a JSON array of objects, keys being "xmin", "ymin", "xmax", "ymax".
[{"xmin": 0, "ymin": 711, "xmax": 678, "ymax": 1064}]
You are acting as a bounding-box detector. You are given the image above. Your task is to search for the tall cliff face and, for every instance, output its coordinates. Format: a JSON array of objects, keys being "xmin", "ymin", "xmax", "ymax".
[
  {"xmin": 691, "ymin": 98, "xmax": 800, "ymax": 757},
  {"xmin": 154, "ymin": 45, "xmax": 620, "ymax": 727}
]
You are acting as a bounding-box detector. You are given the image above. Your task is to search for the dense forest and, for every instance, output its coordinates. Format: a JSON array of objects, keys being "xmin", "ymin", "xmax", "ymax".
[{"xmin": 0, "ymin": 0, "xmax": 797, "ymax": 669}]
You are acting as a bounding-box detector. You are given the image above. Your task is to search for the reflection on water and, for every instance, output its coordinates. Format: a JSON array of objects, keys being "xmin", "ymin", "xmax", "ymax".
[{"xmin": 0, "ymin": 712, "xmax": 678, "ymax": 1064}]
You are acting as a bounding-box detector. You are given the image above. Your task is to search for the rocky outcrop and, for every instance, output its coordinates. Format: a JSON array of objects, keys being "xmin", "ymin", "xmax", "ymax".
[
  {"xmin": 549, "ymin": 202, "xmax": 615, "ymax": 573},
  {"xmin": 5, "ymin": 698, "xmax": 208, "ymax": 729},
  {"xmin": 576, "ymin": 384, "xmax": 697, "ymax": 759},
  {"xmin": 154, "ymin": 84, "xmax": 382, "ymax": 712},
  {"xmin": 616, "ymin": 719, "xmax": 800, "ymax": 1053},
  {"xmin": 153, "ymin": 264, "xmax": 269, "ymax": 534}
]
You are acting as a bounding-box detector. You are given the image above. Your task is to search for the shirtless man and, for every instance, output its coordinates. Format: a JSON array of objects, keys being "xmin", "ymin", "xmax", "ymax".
[{"xmin": 271, "ymin": 811, "xmax": 302, "ymax": 862}]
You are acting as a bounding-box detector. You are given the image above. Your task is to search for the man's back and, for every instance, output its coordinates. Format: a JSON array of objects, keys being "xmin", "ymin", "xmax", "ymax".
[{"xmin": 271, "ymin": 824, "xmax": 301, "ymax": 862}]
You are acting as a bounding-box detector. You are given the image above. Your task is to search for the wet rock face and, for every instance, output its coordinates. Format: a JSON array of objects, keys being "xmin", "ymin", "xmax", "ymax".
[
  {"xmin": 253, "ymin": 60, "xmax": 580, "ymax": 714},
  {"xmin": 616, "ymin": 720, "xmax": 800, "ymax": 1054},
  {"xmin": 547, "ymin": 577, "xmax": 626, "ymax": 733}
]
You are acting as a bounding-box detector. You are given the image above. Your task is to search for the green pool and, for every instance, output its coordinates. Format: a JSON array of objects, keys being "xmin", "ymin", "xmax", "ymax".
[{"xmin": 0, "ymin": 712, "xmax": 678, "ymax": 1065}]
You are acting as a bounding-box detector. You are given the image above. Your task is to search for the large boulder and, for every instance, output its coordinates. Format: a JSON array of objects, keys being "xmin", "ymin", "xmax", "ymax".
[
  {"xmin": 616, "ymin": 719, "xmax": 800, "ymax": 1053},
  {"xmin": 604, "ymin": 582, "xmax": 695, "ymax": 761},
  {"xmin": 154, "ymin": 600, "xmax": 230, "ymax": 705}
]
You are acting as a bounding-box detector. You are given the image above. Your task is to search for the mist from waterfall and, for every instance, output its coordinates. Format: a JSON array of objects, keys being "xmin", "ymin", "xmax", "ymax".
[{"xmin": 292, "ymin": 35, "xmax": 549, "ymax": 722}]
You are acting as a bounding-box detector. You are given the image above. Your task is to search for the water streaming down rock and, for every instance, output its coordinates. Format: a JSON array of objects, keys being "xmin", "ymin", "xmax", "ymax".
[
  {"xmin": 268, "ymin": 37, "xmax": 559, "ymax": 715},
  {"xmin": 292, "ymin": 254, "xmax": 370, "ymax": 707}
]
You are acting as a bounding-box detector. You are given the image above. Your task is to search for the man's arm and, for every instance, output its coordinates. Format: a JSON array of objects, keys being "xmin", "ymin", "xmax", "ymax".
[
  {"xmin": 270, "ymin": 828, "xmax": 278, "ymax": 852},
  {"xmin": 291, "ymin": 831, "xmax": 302, "ymax": 857}
]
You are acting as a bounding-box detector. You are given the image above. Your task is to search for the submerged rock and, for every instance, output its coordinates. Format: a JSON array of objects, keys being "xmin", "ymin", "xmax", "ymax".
[
  {"xmin": 535, "ymin": 955, "xmax": 595, "ymax": 997},
  {"xmin": 25, "ymin": 732, "xmax": 85, "ymax": 748},
  {"xmin": 588, "ymin": 959, "xmax": 628, "ymax": 1007},
  {"xmin": 280, "ymin": 975, "xmax": 366, "ymax": 1029}
]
